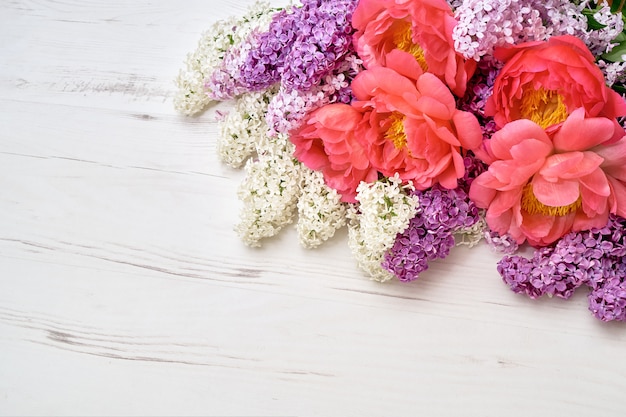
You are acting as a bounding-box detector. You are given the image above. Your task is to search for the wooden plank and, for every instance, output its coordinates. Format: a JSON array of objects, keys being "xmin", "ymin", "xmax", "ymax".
[{"xmin": 1, "ymin": 0, "xmax": 626, "ymax": 415}]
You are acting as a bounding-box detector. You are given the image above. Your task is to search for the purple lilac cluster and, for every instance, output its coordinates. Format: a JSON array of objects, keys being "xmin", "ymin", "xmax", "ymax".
[
  {"xmin": 457, "ymin": 58, "xmax": 501, "ymax": 144},
  {"xmin": 280, "ymin": 0, "xmax": 357, "ymax": 91},
  {"xmin": 265, "ymin": 53, "xmax": 362, "ymax": 135},
  {"xmin": 457, "ymin": 151, "xmax": 488, "ymax": 193},
  {"xmin": 498, "ymin": 215, "xmax": 626, "ymax": 321},
  {"xmin": 382, "ymin": 185, "xmax": 480, "ymax": 282},
  {"xmin": 211, "ymin": 0, "xmax": 358, "ymax": 97}
]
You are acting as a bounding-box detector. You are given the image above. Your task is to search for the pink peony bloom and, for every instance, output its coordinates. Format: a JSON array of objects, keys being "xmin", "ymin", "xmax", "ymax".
[
  {"xmin": 290, "ymin": 103, "xmax": 378, "ymax": 203},
  {"xmin": 486, "ymin": 35, "xmax": 626, "ymax": 142},
  {"xmin": 353, "ymin": 50, "xmax": 482, "ymax": 190},
  {"xmin": 352, "ymin": 0, "xmax": 476, "ymax": 97},
  {"xmin": 469, "ymin": 108, "xmax": 626, "ymax": 246}
]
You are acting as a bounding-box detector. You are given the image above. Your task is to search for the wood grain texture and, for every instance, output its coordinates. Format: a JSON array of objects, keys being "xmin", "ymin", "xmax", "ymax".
[{"xmin": 1, "ymin": 1, "xmax": 625, "ymax": 416}]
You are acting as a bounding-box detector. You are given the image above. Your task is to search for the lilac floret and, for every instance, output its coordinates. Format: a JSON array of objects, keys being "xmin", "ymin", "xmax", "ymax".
[
  {"xmin": 588, "ymin": 265, "xmax": 626, "ymax": 322},
  {"xmin": 498, "ymin": 255, "xmax": 539, "ymax": 298},
  {"xmin": 239, "ymin": 8, "xmax": 295, "ymax": 90},
  {"xmin": 382, "ymin": 185, "xmax": 480, "ymax": 282},
  {"xmin": 498, "ymin": 215, "xmax": 626, "ymax": 321},
  {"xmin": 484, "ymin": 229, "xmax": 519, "ymax": 255},
  {"xmin": 219, "ymin": 0, "xmax": 359, "ymax": 94}
]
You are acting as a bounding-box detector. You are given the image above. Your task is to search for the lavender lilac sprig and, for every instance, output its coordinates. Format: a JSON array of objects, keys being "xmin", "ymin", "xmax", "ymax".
[
  {"xmin": 208, "ymin": 0, "xmax": 359, "ymax": 98},
  {"xmin": 498, "ymin": 215, "xmax": 626, "ymax": 321},
  {"xmin": 382, "ymin": 185, "xmax": 480, "ymax": 282}
]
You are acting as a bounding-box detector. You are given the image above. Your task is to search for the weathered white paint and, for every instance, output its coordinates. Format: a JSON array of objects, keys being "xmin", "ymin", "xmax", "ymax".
[{"xmin": 1, "ymin": 1, "xmax": 625, "ymax": 416}]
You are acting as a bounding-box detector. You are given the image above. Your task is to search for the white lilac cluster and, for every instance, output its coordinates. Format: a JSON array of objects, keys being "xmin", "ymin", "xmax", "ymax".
[
  {"xmin": 235, "ymin": 133, "xmax": 302, "ymax": 247},
  {"xmin": 235, "ymin": 133, "xmax": 349, "ymax": 248},
  {"xmin": 217, "ymin": 87, "xmax": 277, "ymax": 168},
  {"xmin": 452, "ymin": 0, "xmax": 587, "ymax": 60},
  {"xmin": 297, "ymin": 169, "xmax": 348, "ymax": 248},
  {"xmin": 347, "ymin": 177, "xmax": 419, "ymax": 282},
  {"xmin": 173, "ymin": 1, "xmax": 275, "ymax": 115}
]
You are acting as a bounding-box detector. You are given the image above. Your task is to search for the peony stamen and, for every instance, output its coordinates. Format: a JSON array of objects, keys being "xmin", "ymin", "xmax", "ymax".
[
  {"xmin": 385, "ymin": 112, "xmax": 408, "ymax": 150},
  {"xmin": 520, "ymin": 87, "xmax": 568, "ymax": 129},
  {"xmin": 520, "ymin": 183, "xmax": 582, "ymax": 217},
  {"xmin": 393, "ymin": 21, "xmax": 428, "ymax": 72}
]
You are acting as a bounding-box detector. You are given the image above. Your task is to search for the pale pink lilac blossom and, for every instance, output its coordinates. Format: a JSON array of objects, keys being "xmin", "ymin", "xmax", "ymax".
[
  {"xmin": 579, "ymin": 2, "xmax": 624, "ymax": 56},
  {"xmin": 452, "ymin": 0, "xmax": 587, "ymax": 60},
  {"xmin": 599, "ymin": 60, "xmax": 626, "ymax": 88}
]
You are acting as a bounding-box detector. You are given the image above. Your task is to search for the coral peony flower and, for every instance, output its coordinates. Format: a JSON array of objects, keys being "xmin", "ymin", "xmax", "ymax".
[
  {"xmin": 290, "ymin": 50, "xmax": 481, "ymax": 199},
  {"xmin": 353, "ymin": 50, "xmax": 482, "ymax": 190},
  {"xmin": 290, "ymin": 103, "xmax": 378, "ymax": 203},
  {"xmin": 469, "ymin": 108, "xmax": 626, "ymax": 246},
  {"xmin": 486, "ymin": 35, "xmax": 626, "ymax": 142},
  {"xmin": 352, "ymin": 0, "xmax": 475, "ymax": 97}
]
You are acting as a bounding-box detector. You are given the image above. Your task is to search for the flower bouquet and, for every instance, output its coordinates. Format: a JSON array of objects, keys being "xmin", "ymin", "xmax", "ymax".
[{"xmin": 175, "ymin": 0, "xmax": 626, "ymax": 322}]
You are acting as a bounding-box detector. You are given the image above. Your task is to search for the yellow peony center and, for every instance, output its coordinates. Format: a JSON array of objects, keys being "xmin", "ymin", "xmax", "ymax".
[
  {"xmin": 386, "ymin": 112, "xmax": 407, "ymax": 150},
  {"xmin": 519, "ymin": 87, "xmax": 568, "ymax": 129},
  {"xmin": 520, "ymin": 183, "xmax": 582, "ymax": 217},
  {"xmin": 393, "ymin": 21, "xmax": 428, "ymax": 72}
]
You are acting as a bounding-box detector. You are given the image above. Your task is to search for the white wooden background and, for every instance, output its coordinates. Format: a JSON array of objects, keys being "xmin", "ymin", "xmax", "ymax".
[{"xmin": 1, "ymin": 1, "xmax": 625, "ymax": 416}]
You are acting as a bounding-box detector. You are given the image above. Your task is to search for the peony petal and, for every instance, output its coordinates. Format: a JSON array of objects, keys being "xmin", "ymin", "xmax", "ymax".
[
  {"xmin": 419, "ymin": 114, "xmax": 461, "ymax": 146},
  {"xmin": 578, "ymin": 168, "xmax": 611, "ymax": 198},
  {"xmin": 452, "ymin": 110, "xmax": 482, "ymax": 150},
  {"xmin": 437, "ymin": 162, "xmax": 460, "ymax": 189},
  {"xmin": 492, "ymin": 40, "xmax": 545, "ymax": 64},
  {"xmin": 352, "ymin": 0, "xmax": 388, "ymax": 29},
  {"xmin": 552, "ymin": 108, "xmax": 615, "ymax": 152},
  {"xmin": 488, "ymin": 206, "xmax": 526, "ymax": 243},
  {"xmin": 416, "ymin": 95, "xmax": 453, "ymax": 120},
  {"xmin": 312, "ymin": 103, "xmax": 363, "ymax": 130},
  {"xmin": 294, "ymin": 139, "xmax": 327, "ymax": 171},
  {"xmin": 519, "ymin": 211, "xmax": 564, "ymax": 246},
  {"xmin": 579, "ymin": 186, "xmax": 608, "ymax": 216},
  {"xmin": 489, "ymin": 160, "xmax": 538, "ymax": 189},
  {"xmin": 451, "ymin": 148, "xmax": 466, "ymax": 179},
  {"xmin": 352, "ymin": 67, "xmax": 418, "ymax": 103},
  {"xmin": 469, "ymin": 173, "xmax": 498, "ymax": 208},
  {"xmin": 531, "ymin": 175, "xmax": 580, "ymax": 207},
  {"xmin": 539, "ymin": 151, "xmax": 603, "ymax": 180},
  {"xmin": 572, "ymin": 208, "xmax": 609, "ymax": 232},
  {"xmin": 415, "ymin": 73, "xmax": 456, "ymax": 117},
  {"xmin": 597, "ymin": 137, "xmax": 626, "ymax": 182},
  {"xmin": 607, "ymin": 177, "xmax": 626, "ymax": 218},
  {"xmin": 384, "ymin": 49, "xmax": 425, "ymax": 82},
  {"xmin": 526, "ymin": 213, "xmax": 576, "ymax": 247},
  {"xmin": 490, "ymin": 119, "xmax": 552, "ymax": 160},
  {"xmin": 538, "ymin": 152, "xmax": 583, "ymax": 179},
  {"xmin": 488, "ymin": 188, "xmax": 523, "ymax": 217},
  {"xmin": 508, "ymin": 139, "xmax": 553, "ymax": 165}
]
